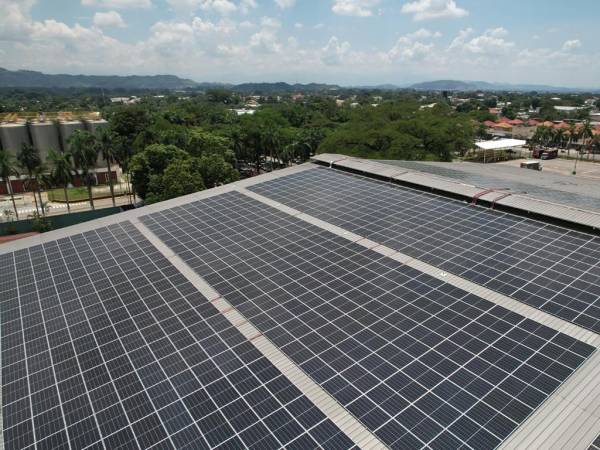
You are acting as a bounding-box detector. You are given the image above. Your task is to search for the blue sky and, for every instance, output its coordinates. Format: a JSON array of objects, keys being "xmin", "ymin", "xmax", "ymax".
[{"xmin": 1, "ymin": 0, "xmax": 599, "ymax": 87}]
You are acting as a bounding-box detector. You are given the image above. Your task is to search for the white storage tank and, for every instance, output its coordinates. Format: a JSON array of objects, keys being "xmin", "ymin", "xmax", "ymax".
[
  {"xmin": 0, "ymin": 122, "xmax": 31, "ymax": 158},
  {"xmin": 85, "ymin": 119, "xmax": 109, "ymax": 167},
  {"xmin": 30, "ymin": 121, "xmax": 61, "ymax": 164},
  {"xmin": 59, "ymin": 120, "xmax": 85, "ymax": 153},
  {"xmin": 84, "ymin": 118, "xmax": 108, "ymax": 135}
]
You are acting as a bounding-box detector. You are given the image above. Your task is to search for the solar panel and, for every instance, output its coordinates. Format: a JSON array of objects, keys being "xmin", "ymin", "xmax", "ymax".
[
  {"xmin": 248, "ymin": 167, "xmax": 600, "ymax": 333},
  {"xmin": 142, "ymin": 191, "xmax": 595, "ymax": 449},
  {"xmin": 590, "ymin": 433, "xmax": 600, "ymax": 450},
  {"xmin": 0, "ymin": 222, "xmax": 353, "ymax": 450}
]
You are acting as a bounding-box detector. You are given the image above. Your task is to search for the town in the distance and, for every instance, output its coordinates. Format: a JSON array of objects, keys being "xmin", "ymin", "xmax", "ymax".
[{"xmin": 1, "ymin": 69, "xmax": 599, "ymax": 238}]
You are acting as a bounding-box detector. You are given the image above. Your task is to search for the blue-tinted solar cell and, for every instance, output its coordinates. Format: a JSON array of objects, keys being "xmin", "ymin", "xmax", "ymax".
[
  {"xmin": 0, "ymin": 222, "xmax": 350, "ymax": 450},
  {"xmin": 142, "ymin": 191, "xmax": 595, "ymax": 450},
  {"xmin": 589, "ymin": 432, "xmax": 600, "ymax": 450},
  {"xmin": 248, "ymin": 167, "xmax": 600, "ymax": 333}
]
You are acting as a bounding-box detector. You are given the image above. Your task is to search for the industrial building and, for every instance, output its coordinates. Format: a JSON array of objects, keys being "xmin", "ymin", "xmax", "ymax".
[
  {"xmin": 1, "ymin": 154, "xmax": 600, "ymax": 449},
  {"xmin": 0, "ymin": 117, "xmax": 114, "ymax": 194}
]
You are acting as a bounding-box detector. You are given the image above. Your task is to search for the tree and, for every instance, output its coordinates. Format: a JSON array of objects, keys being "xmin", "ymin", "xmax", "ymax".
[
  {"xmin": 145, "ymin": 159, "xmax": 206, "ymax": 204},
  {"xmin": 17, "ymin": 143, "xmax": 42, "ymax": 215},
  {"xmin": 574, "ymin": 120, "xmax": 594, "ymax": 174},
  {"xmin": 0, "ymin": 149, "xmax": 19, "ymax": 220},
  {"xmin": 105, "ymin": 106, "xmax": 151, "ymax": 149},
  {"xmin": 129, "ymin": 144, "xmax": 189, "ymax": 200},
  {"xmin": 195, "ymin": 154, "xmax": 239, "ymax": 188},
  {"xmin": 579, "ymin": 120, "xmax": 594, "ymax": 153},
  {"xmin": 553, "ymin": 128, "xmax": 566, "ymax": 149},
  {"xmin": 95, "ymin": 127, "xmax": 118, "ymax": 207},
  {"xmin": 69, "ymin": 130, "xmax": 98, "ymax": 210},
  {"xmin": 48, "ymin": 149, "xmax": 75, "ymax": 214},
  {"xmin": 567, "ymin": 123, "xmax": 579, "ymax": 157},
  {"xmin": 187, "ymin": 129, "xmax": 235, "ymax": 163}
]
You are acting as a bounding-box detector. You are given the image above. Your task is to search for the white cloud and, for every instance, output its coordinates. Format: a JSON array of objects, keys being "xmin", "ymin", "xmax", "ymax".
[
  {"xmin": 93, "ymin": 11, "xmax": 126, "ymax": 28},
  {"xmin": 562, "ymin": 39, "xmax": 581, "ymax": 51},
  {"xmin": 401, "ymin": 0, "xmax": 468, "ymax": 21},
  {"xmin": 450, "ymin": 27, "xmax": 513, "ymax": 55},
  {"xmin": 388, "ymin": 38, "xmax": 433, "ymax": 61},
  {"xmin": 197, "ymin": 0, "xmax": 237, "ymax": 15},
  {"xmin": 406, "ymin": 28, "xmax": 442, "ymax": 39},
  {"xmin": 2, "ymin": 0, "xmax": 599, "ymax": 88},
  {"xmin": 314, "ymin": 23, "xmax": 325, "ymax": 29},
  {"xmin": 321, "ymin": 36, "xmax": 351, "ymax": 65},
  {"xmin": 385, "ymin": 29, "xmax": 437, "ymax": 62},
  {"xmin": 166, "ymin": 0, "xmax": 200, "ymax": 15},
  {"xmin": 239, "ymin": 0, "xmax": 257, "ymax": 14},
  {"xmin": 192, "ymin": 17, "xmax": 235, "ymax": 33},
  {"xmin": 294, "ymin": 22, "xmax": 303, "ymax": 29},
  {"xmin": 332, "ymin": 0, "xmax": 380, "ymax": 17},
  {"xmin": 249, "ymin": 17, "xmax": 283, "ymax": 53},
  {"xmin": 275, "ymin": 0, "xmax": 295, "ymax": 9},
  {"xmin": 82, "ymin": 0, "xmax": 152, "ymax": 9}
]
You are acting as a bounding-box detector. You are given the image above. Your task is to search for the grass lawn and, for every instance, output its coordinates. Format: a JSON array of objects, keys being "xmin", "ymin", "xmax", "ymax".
[{"xmin": 48, "ymin": 184, "xmax": 129, "ymax": 203}]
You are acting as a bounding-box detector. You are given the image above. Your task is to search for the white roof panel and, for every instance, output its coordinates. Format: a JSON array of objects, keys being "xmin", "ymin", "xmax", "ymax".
[{"xmin": 475, "ymin": 139, "xmax": 527, "ymax": 150}]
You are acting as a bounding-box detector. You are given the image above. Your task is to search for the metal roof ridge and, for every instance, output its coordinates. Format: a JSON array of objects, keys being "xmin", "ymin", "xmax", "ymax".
[{"xmin": 310, "ymin": 155, "xmax": 600, "ymax": 231}]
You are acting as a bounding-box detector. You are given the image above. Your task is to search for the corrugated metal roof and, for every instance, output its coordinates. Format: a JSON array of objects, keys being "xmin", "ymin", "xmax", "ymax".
[
  {"xmin": 3, "ymin": 159, "xmax": 600, "ymax": 449},
  {"xmin": 312, "ymin": 155, "xmax": 600, "ymax": 231}
]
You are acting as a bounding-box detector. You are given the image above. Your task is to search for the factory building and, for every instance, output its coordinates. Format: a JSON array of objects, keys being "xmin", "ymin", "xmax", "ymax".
[{"xmin": 0, "ymin": 117, "xmax": 115, "ymax": 194}]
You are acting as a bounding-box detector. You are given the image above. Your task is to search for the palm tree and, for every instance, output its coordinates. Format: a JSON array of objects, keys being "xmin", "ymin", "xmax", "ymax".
[
  {"xmin": 95, "ymin": 127, "xmax": 117, "ymax": 207},
  {"xmin": 553, "ymin": 128, "xmax": 566, "ymax": 150},
  {"xmin": 69, "ymin": 130, "xmax": 98, "ymax": 210},
  {"xmin": 32, "ymin": 163, "xmax": 50, "ymax": 216},
  {"xmin": 17, "ymin": 143, "xmax": 42, "ymax": 215},
  {"xmin": 567, "ymin": 122, "xmax": 578, "ymax": 158},
  {"xmin": 579, "ymin": 120, "xmax": 594, "ymax": 153},
  {"xmin": 573, "ymin": 120, "xmax": 594, "ymax": 175},
  {"xmin": 112, "ymin": 134, "xmax": 134, "ymax": 205},
  {"xmin": 530, "ymin": 126, "xmax": 547, "ymax": 156},
  {"xmin": 0, "ymin": 149, "xmax": 20, "ymax": 220},
  {"xmin": 48, "ymin": 149, "xmax": 74, "ymax": 214}
]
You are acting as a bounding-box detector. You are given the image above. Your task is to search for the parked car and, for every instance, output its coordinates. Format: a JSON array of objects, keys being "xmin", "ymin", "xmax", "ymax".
[{"xmin": 541, "ymin": 150, "xmax": 558, "ymax": 160}]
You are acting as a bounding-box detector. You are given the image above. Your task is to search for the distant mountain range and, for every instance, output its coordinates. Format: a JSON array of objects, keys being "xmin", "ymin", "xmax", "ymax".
[
  {"xmin": 1, "ymin": 68, "xmax": 597, "ymax": 93},
  {"xmin": 409, "ymin": 79, "xmax": 598, "ymax": 93},
  {"xmin": 0, "ymin": 68, "xmax": 198, "ymax": 90}
]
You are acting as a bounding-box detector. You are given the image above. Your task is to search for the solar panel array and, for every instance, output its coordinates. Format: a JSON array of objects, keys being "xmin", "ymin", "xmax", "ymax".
[
  {"xmin": 0, "ymin": 222, "xmax": 353, "ymax": 450},
  {"xmin": 249, "ymin": 167, "xmax": 600, "ymax": 333},
  {"xmin": 142, "ymin": 191, "xmax": 595, "ymax": 450}
]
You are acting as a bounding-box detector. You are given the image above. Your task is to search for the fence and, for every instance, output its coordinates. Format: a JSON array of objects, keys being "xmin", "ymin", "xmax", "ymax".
[{"xmin": 0, "ymin": 207, "xmax": 123, "ymax": 236}]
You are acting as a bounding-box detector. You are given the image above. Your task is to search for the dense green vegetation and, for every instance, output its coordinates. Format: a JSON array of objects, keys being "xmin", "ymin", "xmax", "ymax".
[
  {"xmin": 2, "ymin": 86, "xmax": 599, "ymax": 211},
  {"xmin": 319, "ymin": 102, "xmax": 473, "ymax": 160}
]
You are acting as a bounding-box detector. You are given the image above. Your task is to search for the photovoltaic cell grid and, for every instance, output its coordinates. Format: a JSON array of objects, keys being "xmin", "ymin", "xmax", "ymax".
[
  {"xmin": 142, "ymin": 191, "xmax": 595, "ymax": 450},
  {"xmin": 248, "ymin": 167, "xmax": 600, "ymax": 333},
  {"xmin": 590, "ymin": 433, "xmax": 600, "ymax": 450},
  {"xmin": 0, "ymin": 222, "xmax": 354, "ymax": 450}
]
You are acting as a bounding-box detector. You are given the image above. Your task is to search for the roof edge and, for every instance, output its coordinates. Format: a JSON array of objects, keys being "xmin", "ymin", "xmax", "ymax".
[{"xmin": 311, "ymin": 154, "xmax": 600, "ymax": 234}]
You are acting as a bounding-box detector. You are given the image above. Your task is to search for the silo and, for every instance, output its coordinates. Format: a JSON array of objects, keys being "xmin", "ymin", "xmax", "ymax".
[
  {"xmin": 29, "ymin": 121, "xmax": 61, "ymax": 164},
  {"xmin": 84, "ymin": 119, "xmax": 108, "ymax": 135},
  {"xmin": 0, "ymin": 122, "xmax": 31, "ymax": 158},
  {"xmin": 84, "ymin": 119, "xmax": 109, "ymax": 168},
  {"xmin": 58, "ymin": 120, "xmax": 85, "ymax": 153}
]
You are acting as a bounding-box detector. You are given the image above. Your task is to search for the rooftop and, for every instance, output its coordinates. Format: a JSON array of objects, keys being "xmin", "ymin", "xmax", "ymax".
[{"xmin": 2, "ymin": 155, "xmax": 600, "ymax": 450}]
